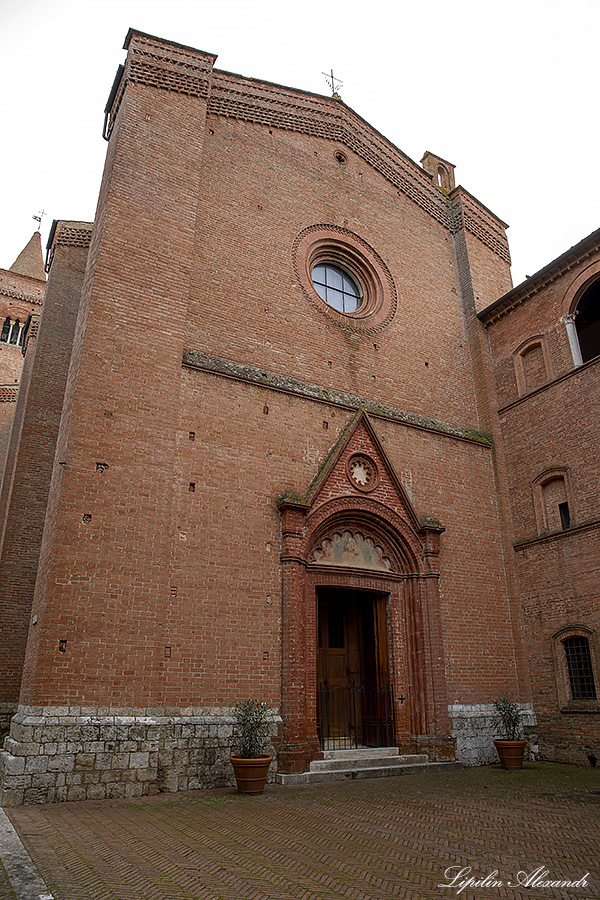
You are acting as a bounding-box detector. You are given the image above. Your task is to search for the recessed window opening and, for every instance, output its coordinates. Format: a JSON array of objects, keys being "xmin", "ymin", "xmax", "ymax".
[
  {"xmin": 436, "ymin": 165, "xmax": 449, "ymax": 190},
  {"xmin": 0, "ymin": 317, "xmax": 24, "ymax": 346},
  {"xmin": 559, "ymin": 501, "xmax": 571, "ymax": 530},
  {"xmin": 312, "ymin": 263, "xmax": 362, "ymax": 314},
  {"xmin": 564, "ymin": 636, "xmax": 597, "ymax": 700},
  {"xmin": 520, "ymin": 342, "xmax": 547, "ymax": 391},
  {"xmin": 541, "ymin": 476, "xmax": 569, "ymax": 532},
  {"xmin": 575, "ymin": 278, "xmax": 600, "ymax": 362}
]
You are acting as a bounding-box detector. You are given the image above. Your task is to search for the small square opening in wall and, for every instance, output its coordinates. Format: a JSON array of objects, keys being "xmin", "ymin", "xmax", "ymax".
[
  {"xmin": 189, "ymin": 431, "xmax": 195, "ymax": 441},
  {"xmin": 189, "ymin": 483, "xmax": 196, "ymax": 492}
]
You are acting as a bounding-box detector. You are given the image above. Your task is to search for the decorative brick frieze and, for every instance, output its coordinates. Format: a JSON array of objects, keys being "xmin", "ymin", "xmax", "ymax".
[
  {"xmin": 0, "ymin": 705, "xmax": 281, "ymax": 806},
  {"xmin": 182, "ymin": 349, "xmax": 492, "ymax": 446},
  {"xmin": 208, "ymin": 71, "xmax": 450, "ymax": 233},
  {"xmin": 206, "ymin": 72, "xmax": 509, "ymax": 261},
  {"xmin": 0, "ymin": 286, "xmax": 43, "ymax": 307},
  {"xmin": 105, "ymin": 32, "xmax": 508, "ymax": 262},
  {"xmin": 45, "ymin": 222, "xmax": 92, "ymax": 274},
  {"xmin": 451, "ymin": 188, "xmax": 511, "ymax": 265},
  {"xmin": 0, "ymin": 386, "xmax": 18, "ymax": 403},
  {"xmin": 479, "ymin": 226, "xmax": 600, "ymax": 325},
  {"xmin": 104, "ymin": 30, "xmax": 217, "ymax": 139}
]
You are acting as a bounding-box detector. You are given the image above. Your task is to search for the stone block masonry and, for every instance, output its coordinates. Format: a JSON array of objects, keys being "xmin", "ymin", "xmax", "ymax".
[
  {"xmin": 0, "ymin": 706, "xmax": 281, "ymax": 806},
  {"xmin": 450, "ymin": 703, "xmax": 538, "ymax": 766}
]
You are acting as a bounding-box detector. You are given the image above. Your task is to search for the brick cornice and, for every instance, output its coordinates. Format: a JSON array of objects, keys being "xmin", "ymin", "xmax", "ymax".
[
  {"xmin": 45, "ymin": 221, "xmax": 93, "ymax": 274},
  {"xmin": 0, "ymin": 285, "xmax": 43, "ymax": 307},
  {"xmin": 450, "ymin": 189, "xmax": 511, "ymax": 265},
  {"xmin": 104, "ymin": 31, "xmax": 509, "ymax": 263},
  {"xmin": 182, "ymin": 348, "xmax": 492, "ymax": 447},
  {"xmin": 479, "ymin": 226, "xmax": 600, "ymax": 325},
  {"xmin": 208, "ymin": 71, "xmax": 509, "ymax": 261},
  {"xmin": 125, "ymin": 30, "xmax": 216, "ymax": 98}
]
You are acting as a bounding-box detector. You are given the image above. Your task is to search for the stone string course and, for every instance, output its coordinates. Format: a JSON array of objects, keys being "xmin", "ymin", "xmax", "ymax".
[
  {"xmin": 0, "ymin": 706, "xmax": 281, "ymax": 806},
  {"xmin": 182, "ymin": 349, "xmax": 492, "ymax": 446}
]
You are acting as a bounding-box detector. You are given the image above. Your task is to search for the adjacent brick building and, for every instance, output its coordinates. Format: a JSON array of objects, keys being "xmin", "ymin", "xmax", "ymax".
[
  {"xmin": 480, "ymin": 229, "xmax": 600, "ymax": 766},
  {"xmin": 0, "ymin": 232, "xmax": 46, "ymax": 468},
  {"xmin": 0, "ymin": 29, "xmax": 597, "ymax": 804}
]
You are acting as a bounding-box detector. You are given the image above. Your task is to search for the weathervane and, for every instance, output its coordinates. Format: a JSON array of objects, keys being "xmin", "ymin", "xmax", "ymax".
[
  {"xmin": 32, "ymin": 209, "xmax": 47, "ymax": 232},
  {"xmin": 323, "ymin": 69, "xmax": 343, "ymax": 99}
]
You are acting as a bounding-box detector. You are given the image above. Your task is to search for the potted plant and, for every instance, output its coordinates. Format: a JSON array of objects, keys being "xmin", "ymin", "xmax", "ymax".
[
  {"xmin": 492, "ymin": 693, "xmax": 527, "ymax": 769},
  {"xmin": 230, "ymin": 700, "xmax": 273, "ymax": 794}
]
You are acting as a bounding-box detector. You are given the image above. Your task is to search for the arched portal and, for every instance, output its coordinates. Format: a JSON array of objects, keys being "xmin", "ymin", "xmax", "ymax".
[{"xmin": 277, "ymin": 494, "xmax": 453, "ymax": 774}]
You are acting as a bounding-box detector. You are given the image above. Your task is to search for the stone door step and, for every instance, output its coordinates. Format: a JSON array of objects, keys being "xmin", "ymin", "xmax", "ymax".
[
  {"xmin": 322, "ymin": 747, "xmax": 402, "ymax": 760},
  {"xmin": 276, "ymin": 749, "xmax": 459, "ymax": 785},
  {"xmin": 310, "ymin": 752, "xmax": 427, "ymax": 772}
]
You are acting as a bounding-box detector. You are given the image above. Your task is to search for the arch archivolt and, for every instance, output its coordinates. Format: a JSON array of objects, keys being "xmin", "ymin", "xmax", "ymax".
[
  {"xmin": 276, "ymin": 492, "xmax": 451, "ymax": 775},
  {"xmin": 562, "ymin": 260, "xmax": 600, "ymax": 316},
  {"xmin": 303, "ymin": 496, "xmax": 423, "ymax": 577}
]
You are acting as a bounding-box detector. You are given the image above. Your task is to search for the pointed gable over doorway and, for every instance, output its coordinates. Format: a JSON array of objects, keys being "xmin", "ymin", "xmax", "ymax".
[
  {"xmin": 277, "ymin": 410, "xmax": 444, "ymax": 579},
  {"xmin": 303, "ymin": 410, "xmax": 422, "ymax": 532}
]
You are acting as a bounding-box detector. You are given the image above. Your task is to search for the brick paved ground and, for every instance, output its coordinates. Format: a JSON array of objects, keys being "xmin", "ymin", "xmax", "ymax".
[{"xmin": 4, "ymin": 763, "xmax": 600, "ymax": 900}]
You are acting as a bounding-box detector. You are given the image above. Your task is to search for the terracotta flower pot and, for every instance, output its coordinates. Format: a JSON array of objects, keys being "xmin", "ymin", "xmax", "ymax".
[
  {"xmin": 230, "ymin": 755, "xmax": 273, "ymax": 794},
  {"xmin": 493, "ymin": 739, "xmax": 527, "ymax": 769}
]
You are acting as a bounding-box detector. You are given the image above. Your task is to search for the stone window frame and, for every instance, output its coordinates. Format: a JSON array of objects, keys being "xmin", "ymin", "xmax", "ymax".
[
  {"xmin": 293, "ymin": 224, "xmax": 397, "ymax": 333},
  {"xmin": 552, "ymin": 625, "xmax": 600, "ymax": 713},
  {"xmin": 513, "ymin": 334, "xmax": 550, "ymax": 396},
  {"xmin": 531, "ymin": 467, "xmax": 575, "ymax": 536}
]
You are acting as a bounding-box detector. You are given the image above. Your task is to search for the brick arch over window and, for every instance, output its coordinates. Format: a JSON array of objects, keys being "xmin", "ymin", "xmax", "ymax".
[
  {"xmin": 562, "ymin": 262, "xmax": 600, "ymax": 366},
  {"xmin": 532, "ymin": 467, "xmax": 575, "ymax": 534},
  {"xmin": 552, "ymin": 626, "xmax": 599, "ymax": 711},
  {"xmin": 276, "ymin": 493, "xmax": 451, "ymax": 775},
  {"xmin": 513, "ymin": 335, "xmax": 550, "ymax": 395}
]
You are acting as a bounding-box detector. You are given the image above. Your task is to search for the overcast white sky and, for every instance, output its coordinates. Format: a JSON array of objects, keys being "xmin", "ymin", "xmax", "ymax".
[{"xmin": 2, "ymin": 0, "xmax": 598, "ymax": 287}]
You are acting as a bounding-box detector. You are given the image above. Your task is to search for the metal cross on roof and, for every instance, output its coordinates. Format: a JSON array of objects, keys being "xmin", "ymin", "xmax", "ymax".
[
  {"xmin": 323, "ymin": 69, "xmax": 343, "ymax": 97},
  {"xmin": 32, "ymin": 210, "xmax": 47, "ymax": 232}
]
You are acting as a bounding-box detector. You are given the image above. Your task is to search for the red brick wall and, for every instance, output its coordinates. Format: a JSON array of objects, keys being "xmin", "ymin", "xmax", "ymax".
[
  {"xmin": 20, "ymin": 68, "xmax": 213, "ymax": 707},
  {"xmin": 0, "ymin": 230, "xmax": 90, "ymax": 716},
  {"xmin": 13, "ymin": 32, "xmax": 522, "ymax": 744},
  {"xmin": 482, "ymin": 246, "xmax": 600, "ymax": 763}
]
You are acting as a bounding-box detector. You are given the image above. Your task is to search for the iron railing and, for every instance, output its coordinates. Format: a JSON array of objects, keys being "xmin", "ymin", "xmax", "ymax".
[{"xmin": 318, "ymin": 678, "xmax": 396, "ymax": 750}]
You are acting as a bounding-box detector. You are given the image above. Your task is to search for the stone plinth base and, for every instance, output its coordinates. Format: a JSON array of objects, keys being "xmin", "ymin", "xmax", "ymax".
[
  {"xmin": 449, "ymin": 703, "xmax": 537, "ymax": 766},
  {"xmin": 0, "ymin": 705, "xmax": 281, "ymax": 806}
]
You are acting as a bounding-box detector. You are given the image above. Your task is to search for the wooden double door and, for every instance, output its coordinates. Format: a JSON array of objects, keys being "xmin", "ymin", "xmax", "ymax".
[{"xmin": 317, "ymin": 588, "xmax": 393, "ymax": 748}]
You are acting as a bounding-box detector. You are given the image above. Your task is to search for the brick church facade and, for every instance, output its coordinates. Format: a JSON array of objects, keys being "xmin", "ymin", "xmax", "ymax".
[{"xmin": 0, "ymin": 30, "xmax": 598, "ymax": 804}]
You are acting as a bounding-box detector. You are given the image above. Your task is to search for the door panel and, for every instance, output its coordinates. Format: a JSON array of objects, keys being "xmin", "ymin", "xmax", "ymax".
[{"xmin": 317, "ymin": 589, "xmax": 392, "ymax": 748}]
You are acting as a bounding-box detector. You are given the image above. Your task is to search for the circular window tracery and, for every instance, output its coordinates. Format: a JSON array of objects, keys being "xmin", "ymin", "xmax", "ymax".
[
  {"xmin": 346, "ymin": 453, "xmax": 380, "ymax": 492},
  {"xmin": 293, "ymin": 224, "xmax": 397, "ymax": 333},
  {"xmin": 312, "ymin": 263, "xmax": 362, "ymax": 313}
]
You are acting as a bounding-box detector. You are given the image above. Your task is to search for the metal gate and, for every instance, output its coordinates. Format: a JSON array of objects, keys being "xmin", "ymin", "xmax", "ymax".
[{"xmin": 318, "ymin": 678, "xmax": 396, "ymax": 750}]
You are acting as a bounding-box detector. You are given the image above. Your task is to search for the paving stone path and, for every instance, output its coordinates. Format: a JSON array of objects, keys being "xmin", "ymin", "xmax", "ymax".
[{"xmin": 3, "ymin": 763, "xmax": 600, "ymax": 900}]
